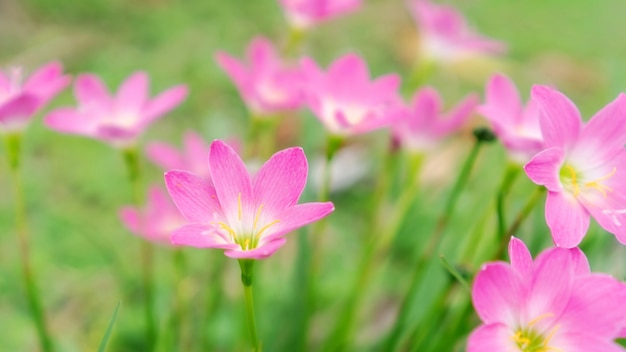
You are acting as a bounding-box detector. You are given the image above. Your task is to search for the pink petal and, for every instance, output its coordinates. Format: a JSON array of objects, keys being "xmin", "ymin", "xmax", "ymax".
[
  {"xmin": 119, "ymin": 206, "xmax": 140, "ymax": 234},
  {"xmin": 531, "ymin": 85, "xmax": 582, "ymax": 150},
  {"xmin": 558, "ymin": 274, "xmax": 626, "ymax": 338},
  {"xmin": 248, "ymin": 37, "xmax": 276, "ymax": 73},
  {"xmin": 146, "ymin": 142, "xmax": 184, "ymax": 170},
  {"xmin": 215, "ymin": 52, "xmax": 250, "ymax": 89},
  {"xmin": 224, "ymin": 237, "xmax": 287, "ymax": 259},
  {"xmin": 550, "ymin": 331, "xmax": 626, "ymax": 352},
  {"xmin": 24, "ymin": 62, "xmax": 70, "ymax": 102},
  {"xmin": 545, "ymin": 191, "xmax": 590, "ymax": 248},
  {"xmin": 467, "ymin": 323, "xmax": 518, "ymax": 352},
  {"xmin": 437, "ymin": 92, "xmax": 478, "ymax": 134},
  {"xmin": 328, "ymin": 54, "xmax": 370, "ymax": 91},
  {"xmin": 116, "ymin": 71, "xmax": 148, "ymax": 112},
  {"xmin": 569, "ymin": 247, "xmax": 590, "ymax": 276},
  {"xmin": 44, "ymin": 108, "xmax": 91, "ymax": 134},
  {"xmin": 508, "ymin": 237, "xmax": 532, "ymax": 278},
  {"xmin": 208, "ymin": 140, "xmax": 254, "ymax": 222},
  {"xmin": 75, "ymin": 74, "xmax": 111, "ymax": 108},
  {"xmin": 264, "ymin": 202, "xmax": 335, "ymax": 242},
  {"xmin": 411, "ymin": 87, "xmax": 441, "ymax": 129},
  {"xmin": 183, "ymin": 131, "xmax": 210, "ymax": 177},
  {"xmin": 471, "ymin": 262, "xmax": 522, "ymax": 326},
  {"xmin": 171, "ymin": 223, "xmax": 238, "ymax": 249},
  {"xmin": 252, "ymin": 147, "xmax": 308, "ymax": 214},
  {"xmin": 0, "ymin": 94, "xmax": 40, "ymax": 125},
  {"xmin": 164, "ymin": 170, "xmax": 221, "ymax": 223},
  {"xmin": 480, "ymin": 74, "xmax": 522, "ymax": 125},
  {"xmin": 143, "ymin": 85, "xmax": 188, "ymax": 122},
  {"xmin": 524, "ymin": 147, "xmax": 565, "ymax": 192}
]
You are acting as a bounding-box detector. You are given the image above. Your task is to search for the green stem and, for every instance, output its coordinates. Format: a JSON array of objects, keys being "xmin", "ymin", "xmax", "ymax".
[
  {"xmin": 383, "ymin": 135, "xmax": 487, "ymax": 350},
  {"xmin": 122, "ymin": 147, "xmax": 156, "ymax": 351},
  {"xmin": 239, "ymin": 260, "xmax": 261, "ymax": 352},
  {"xmin": 496, "ymin": 163, "xmax": 521, "ymax": 240},
  {"xmin": 282, "ymin": 27, "xmax": 306, "ymax": 58},
  {"xmin": 6, "ymin": 134, "xmax": 54, "ymax": 352}
]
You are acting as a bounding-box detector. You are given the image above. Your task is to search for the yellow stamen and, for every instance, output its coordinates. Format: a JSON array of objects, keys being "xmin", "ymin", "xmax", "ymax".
[
  {"xmin": 528, "ymin": 312, "xmax": 554, "ymax": 326},
  {"xmin": 253, "ymin": 204, "xmax": 264, "ymax": 231},
  {"xmin": 244, "ymin": 239, "xmax": 250, "ymax": 250},
  {"xmin": 565, "ymin": 165, "xmax": 580, "ymax": 196},
  {"xmin": 255, "ymin": 220, "xmax": 281, "ymax": 239},
  {"xmin": 217, "ymin": 222, "xmax": 236, "ymax": 239},
  {"xmin": 584, "ymin": 167, "xmax": 616, "ymax": 198},
  {"xmin": 543, "ymin": 324, "xmax": 560, "ymax": 349},
  {"xmin": 237, "ymin": 192, "xmax": 242, "ymax": 220}
]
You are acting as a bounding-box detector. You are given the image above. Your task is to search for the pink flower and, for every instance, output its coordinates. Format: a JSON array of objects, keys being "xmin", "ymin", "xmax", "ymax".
[
  {"xmin": 469, "ymin": 237, "xmax": 626, "ymax": 351},
  {"xmin": 164, "ymin": 140, "xmax": 334, "ymax": 259},
  {"xmin": 408, "ymin": 0, "xmax": 506, "ymax": 64},
  {"xmin": 146, "ymin": 131, "xmax": 212, "ymax": 180},
  {"xmin": 392, "ymin": 86, "xmax": 478, "ymax": 152},
  {"xmin": 0, "ymin": 62, "xmax": 70, "ymax": 133},
  {"xmin": 279, "ymin": 0, "xmax": 361, "ymax": 29},
  {"xmin": 45, "ymin": 72, "xmax": 187, "ymax": 148},
  {"xmin": 477, "ymin": 74, "xmax": 542, "ymax": 163},
  {"xmin": 215, "ymin": 37, "xmax": 303, "ymax": 116},
  {"xmin": 300, "ymin": 54, "xmax": 401, "ymax": 136},
  {"xmin": 119, "ymin": 186, "xmax": 187, "ymax": 245},
  {"xmin": 524, "ymin": 86, "xmax": 626, "ymax": 247}
]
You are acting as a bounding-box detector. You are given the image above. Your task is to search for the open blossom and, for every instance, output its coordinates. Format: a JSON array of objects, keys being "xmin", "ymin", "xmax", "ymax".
[
  {"xmin": 524, "ymin": 86, "xmax": 626, "ymax": 247},
  {"xmin": 119, "ymin": 186, "xmax": 187, "ymax": 245},
  {"xmin": 408, "ymin": 0, "xmax": 506, "ymax": 64},
  {"xmin": 0, "ymin": 62, "xmax": 70, "ymax": 133},
  {"xmin": 392, "ymin": 86, "xmax": 478, "ymax": 152},
  {"xmin": 165, "ymin": 140, "xmax": 334, "ymax": 259},
  {"xmin": 469, "ymin": 237, "xmax": 626, "ymax": 351},
  {"xmin": 301, "ymin": 54, "xmax": 401, "ymax": 136},
  {"xmin": 477, "ymin": 74, "xmax": 541, "ymax": 163},
  {"xmin": 279, "ymin": 0, "xmax": 361, "ymax": 30},
  {"xmin": 215, "ymin": 37, "xmax": 303, "ymax": 116},
  {"xmin": 45, "ymin": 72, "xmax": 187, "ymax": 148}
]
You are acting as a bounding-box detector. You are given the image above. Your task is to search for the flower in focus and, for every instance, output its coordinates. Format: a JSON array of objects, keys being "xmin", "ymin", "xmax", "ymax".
[
  {"xmin": 408, "ymin": 0, "xmax": 506, "ymax": 64},
  {"xmin": 0, "ymin": 62, "xmax": 70, "ymax": 133},
  {"xmin": 216, "ymin": 37, "xmax": 303, "ymax": 116},
  {"xmin": 146, "ymin": 131, "xmax": 212, "ymax": 180},
  {"xmin": 165, "ymin": 140, "xmax": 334, "ymax": 259},
  {"xmin": 300, "ymin": 53, "xmax": 401, "ymax": 136},
  {"xmin": 524, "ymin": 86, "xmax": 626, "ymax": 247},
  {"xmin": 45, "ymin": 72, "xmax": 187, "ymax": 148},
  {"xmin": 477, "ymin": 74, "xmax": 541, "ymax": 163},
  {"xmin": 469, "ymin": 237, "xmax": 626, "ymax": 351},
  {"xmin": 279, "ymin": 0, "xmax": 361, "ymax": 30},
  {"xmin": 392, "ymin": 86, "xmax": 478, "ymax": 152},
  {"xmin": 119, "ymin": 186, "xmax": 187, "ymax": 245}
]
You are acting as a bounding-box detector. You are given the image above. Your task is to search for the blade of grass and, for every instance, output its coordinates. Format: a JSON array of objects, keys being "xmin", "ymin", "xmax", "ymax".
[{"xmin": 98, "ymin": 302, "xmax": 122, "ymax": 352}]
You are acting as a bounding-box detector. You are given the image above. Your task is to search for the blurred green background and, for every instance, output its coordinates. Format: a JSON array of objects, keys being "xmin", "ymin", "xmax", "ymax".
[{"xmin": 1, "ymin": 0, "xmax": 626, "ymax": 350}]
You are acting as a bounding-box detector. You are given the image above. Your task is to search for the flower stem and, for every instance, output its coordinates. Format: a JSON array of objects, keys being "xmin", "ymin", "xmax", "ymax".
[
  {"xmin": 282, "ymin": 27, "xmax": 306, "ymax": 58},
  {"xmin": 383, "ymin": 131, "xmax": 490, "ymax": 350},
  {"xmin": 122, "ymin": 147, "xmax": 156, "ymax": 351},
  {"xmin": 6, "ymin": 134, "xmax": 54, "ymax": 352},
  {"xmin": 496, "ymin": 163, "xmax": 521, "ymax": 240},
  {"xmin": 239, "ymin": 260, "xmax": 261, "ymax": 352}
]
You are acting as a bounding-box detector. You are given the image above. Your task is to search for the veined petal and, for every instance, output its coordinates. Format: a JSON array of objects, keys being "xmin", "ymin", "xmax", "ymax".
[
  {"xmin": 508, "ymin": 236, "xmax": 532, "ymax": 278},
  {"xmin": 531, "ymin": 85, "xmax": 582, "ymax": 150},
  {"xmin": 524, "ymin": 147, "xmax": 565, "ymax": 192},
  {"xmin": 263, "ymin": 202, "xmax": 334, "ymax": 242},
  {"xmin": 545, "ymin": 191, "xmax": 590, "ymax": 248},
  {"xmin": 143, "ymin": 85, "xmax": 187, "ymax": 122},
  {"xmin": 117, "ymin": 71, "xmax": 148, "ymax": 112},
  {"xmin": 146, "ymin": 142, "xmax": 184, "ymax": 170},
  {"xmin": 75, "ymin": 74, "xmax": 111, "ymax": 108},
  {"xmin": 164, "ymin": 170, "xmax": 221, "ymax": 223},
  {"xmin": 171, "ymin": 223, "xmax": 238, "ymax": 249},
  {"xmin": 224, "ymin": 237, "xmax": 287, "ymax": 259},
  {"xmin": 208, "ymin": 140, "xmax": 254, "ymax": 222},
  {"xmin": 467, "ymin": 323, "xmax": 518, "ymax": 352},
  {"xmin": 252, "ymin": 147, "xmax": 308, "ymax": 214},
  {"xmin": 472, "ymin": 262, "xmax": 522, "ymax": 326},
  {"xmin": 549, "ymin": 331, "xmax": 626, "ymax": 352}
]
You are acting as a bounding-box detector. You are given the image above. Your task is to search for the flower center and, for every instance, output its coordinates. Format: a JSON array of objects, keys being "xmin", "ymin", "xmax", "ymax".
[
  {"xmin": 216, "ymin": 193, "xmax": 280, "ymax": 251},
  {"xmin": 559, "ymin": 164, "xmax": 616, "ymax": 198},
  {"xmin": 512, "ymin": 313, "xmax": 561, "ymax": 352}
]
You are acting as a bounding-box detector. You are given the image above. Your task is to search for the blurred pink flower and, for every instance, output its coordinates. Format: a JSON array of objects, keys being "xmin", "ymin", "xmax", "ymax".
[
  {"xmin": 215, "ymin": 37, "xmax": 303, "ymax": 116},
  {"xmin": 477, "ymin": 74, "xmax": 542, "ymax": 163},
  {"xmin": 45, "ymin": 72, "xmax": 187, "ymax": 148},
  {"xmin": 469, "ymin": 237, "xmax": 626, "ymax": 351},
  {"xmin": 146, "ymin": 131, "xmax": 211, "ymax": 180},
  {"xmin": 300, "ymin": 53, "xmax": 401, "ymax": 136},
  {"xmin": 409, "ymin": 0, "xmax": 506, "ymax": 64},
  {"xmin": 524, "ymin": 86, "xmax": 626, "ymax": 247},
  {"xmin": 165, "ymin": 140, "xmax": 334, "ymax": 259},
  {"xmin": 392, "ymin": 86, "xmax": 478, "ymax": 152},
  {"xmin": 279, "ymin": 0, "xmax": 361, "ymax": 29},
  {"xmin": 0, "ymin": 62, "xmax": 70, "ymax": 133},
  {"xmin": 119, "ymin": 186, "xmax": 187, "ymax": 245}
]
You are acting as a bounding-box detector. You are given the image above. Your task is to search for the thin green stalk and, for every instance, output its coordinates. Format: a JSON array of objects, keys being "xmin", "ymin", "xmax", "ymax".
[
  {"xmin": 122, "ymin": 147, "xmax": 156, "ymax": 351},
  {"xmin": 6, "ymin": 133, "xmax": 54, "ymax": 352},
  {"xmin": 496, "ymin": 163, "xmax": 521, "ymax": 240},
  {"xmin": 239, "ymin": 260, "xmax": 261, "ymax": 352},
  {"xmin": 282, "ymin": 27, "xmax": 306, "ymax": 58},
  {"xmin": 383, "ymin": 131, "xmax": 491, "ymax": 350}
]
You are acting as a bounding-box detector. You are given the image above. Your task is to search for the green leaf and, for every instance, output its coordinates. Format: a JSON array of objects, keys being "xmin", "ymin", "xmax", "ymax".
[
  {"xmin": 98, "ymin": 302, "xmax": 121, "ymax": 352},
  {"xmin": 439, "ymin": 255, "xmax": 471, "ymax": 293}
]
